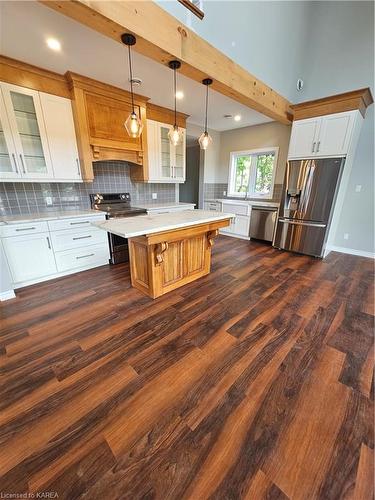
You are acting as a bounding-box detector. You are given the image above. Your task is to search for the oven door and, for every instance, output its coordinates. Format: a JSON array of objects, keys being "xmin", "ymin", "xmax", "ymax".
[{"xmin": 107, "ymin": 232, "xmax": 129, "ymax": 264}]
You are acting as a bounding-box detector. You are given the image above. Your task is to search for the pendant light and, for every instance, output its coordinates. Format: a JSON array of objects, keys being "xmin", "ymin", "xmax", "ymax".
[
  {"xmin": 168, "ymin": 60, "xmax": 183, "ymax": 146},
  {"xmin": 121, "ymin": 33, "xmax": 143, "ymax": 138},
  {"xmin": 199, "ymin": 78, "xmax": 213, "ymax": 150}
]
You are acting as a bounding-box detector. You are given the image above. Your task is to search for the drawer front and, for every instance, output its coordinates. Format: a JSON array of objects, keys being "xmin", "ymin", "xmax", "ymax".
[
  {"xmin": 55, "ymin": 244, "xmax": 109, "ymax": 272},
  {"xmin": 1, "ymin": 221, "xmax": 49, "ymax": 237},
  {"xmin": 50, "ymin": 227, "xmax": 107, "ymax": 252},
  {"xmin": 204, "ymin": 202, "xmax": 221, "ymax": 212},
  {"xmin": 48, "ymin": 215, "xmax": 105, "ymax": 231},
  {"xmin": 222, "ymin": 202, "xmax": 250, "ymax": 216}
]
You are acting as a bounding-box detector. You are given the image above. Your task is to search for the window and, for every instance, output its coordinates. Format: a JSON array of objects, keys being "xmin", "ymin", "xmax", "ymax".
[{"xmin": 228, "ymin": 148, "xmax": 278, "ymax": 198}]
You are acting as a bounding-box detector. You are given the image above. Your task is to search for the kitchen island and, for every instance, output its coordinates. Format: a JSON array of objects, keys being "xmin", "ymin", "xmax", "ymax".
[{"xmin": 94, "ymin": 210, "xmax": 234, "ymax": 298}]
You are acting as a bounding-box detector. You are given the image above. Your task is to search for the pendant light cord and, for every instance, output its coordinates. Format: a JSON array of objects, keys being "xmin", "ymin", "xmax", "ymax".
[
  {"xmin": 127, "ymin": 44, "xmax": 135, "ymax": 113},
  {"xmin": 174, "ymin": 67, "xmax": 177, "ymax": 128},
  {"xmin": 204, "ymin": 83, "xmax": 209, "ymax": 133}
]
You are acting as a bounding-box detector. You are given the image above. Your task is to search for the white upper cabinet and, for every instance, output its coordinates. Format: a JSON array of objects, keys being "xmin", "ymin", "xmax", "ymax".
[
  {"xmin": 315, "ymin": 112, "xmax": 356, "ymax": 157},
  {"xmin": 147, "ymin": 119, "xmax": 186, "ymax": 183},
  {"xmin": 0, "ymin": 82, "xmax": 81, "ymax": 182},
  {"xmin": 288, "ymin": 111, "xmax": 358, "ymax": 159},
  {"xmin": 288, "ymin": 117, "xmax": 321, "ymax": 158},
  {"xmin": 39, "ymin": 92, "xmax": 81, "ymax": 181},
  {"xmin": 1, "ymin": 83, "xmax": 54, "ymax": 179}
]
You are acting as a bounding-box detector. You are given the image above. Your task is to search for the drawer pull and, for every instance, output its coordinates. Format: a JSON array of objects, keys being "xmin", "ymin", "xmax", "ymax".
[
  {"xmin": 72, "ymin": 235, "xmax": 92, "ymax": 240},
  {"xmin": 76, "ymin": 253, "xmax": 94, "ymax": 260},
  {"xmin": 46, "ymin": 236, "xmax": 51, "ymax": 249},
  {"xmin": 15, "ymin": 227, "xmax": 36, "ymax": 231},
  {"xmin": 70, "ymin": 221, "xmax": 90, "ymax": 225}
]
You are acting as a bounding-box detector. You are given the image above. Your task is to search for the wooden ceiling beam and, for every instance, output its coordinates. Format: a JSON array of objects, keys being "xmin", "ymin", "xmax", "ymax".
[{"xmin": 39, "ymin": 0, "xmax": 292, "ymax": 124}]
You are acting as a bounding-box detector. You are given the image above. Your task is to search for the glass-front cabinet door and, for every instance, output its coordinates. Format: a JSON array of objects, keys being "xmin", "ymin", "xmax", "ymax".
[
  {"xmin": 159, "ymin": 124, "xmax": 173, "ymax": 180},
  {"xmin": 1, "ymin": 83, "xmax": 54, "ymax": 179},
  {"xmin": 0, "ymin": 91, "xmax": 20, "ymax": 178},
  {"xmin": 174, "ymin": 129, "xmax": 186, "ymax": 181}
]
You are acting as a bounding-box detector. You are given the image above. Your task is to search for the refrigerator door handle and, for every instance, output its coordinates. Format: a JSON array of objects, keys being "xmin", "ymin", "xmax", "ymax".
[{"xmin": 278, "ymin": 219, "xmax": 326, "ymax": 228}]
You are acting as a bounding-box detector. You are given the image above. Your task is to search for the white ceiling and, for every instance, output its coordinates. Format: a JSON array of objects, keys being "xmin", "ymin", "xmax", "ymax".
[{"xmin": 0, "ymin": 1, "xmax": 273, "ymax": 132}]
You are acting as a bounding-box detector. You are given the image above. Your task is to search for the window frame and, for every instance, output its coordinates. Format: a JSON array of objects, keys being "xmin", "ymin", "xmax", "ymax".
[{"xmin": 227, "ymin": 147, "xmax": 279, "ymax": 199}]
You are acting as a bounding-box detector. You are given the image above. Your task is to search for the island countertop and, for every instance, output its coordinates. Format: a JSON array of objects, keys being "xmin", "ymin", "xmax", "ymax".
[{"xmin": 93, "ymin": 209, "xmax": 235, "ymax": 238}]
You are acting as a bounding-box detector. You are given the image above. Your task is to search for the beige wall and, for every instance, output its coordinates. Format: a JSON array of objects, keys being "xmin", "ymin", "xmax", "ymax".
[{"xmin": 217, "ymin": 121, "xmax": 291, "ymax": 185}]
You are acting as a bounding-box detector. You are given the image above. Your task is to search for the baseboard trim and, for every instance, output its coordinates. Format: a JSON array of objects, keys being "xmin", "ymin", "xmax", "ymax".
[
  {"xmin": 0, "ymin": 290, "xmax": 16, "ymax": 301},
  {"xmin": 327, "ymin": 245, "xmax": 375, "ymax": 259}
]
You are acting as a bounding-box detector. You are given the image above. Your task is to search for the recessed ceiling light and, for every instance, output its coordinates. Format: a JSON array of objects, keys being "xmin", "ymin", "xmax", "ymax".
[
  {"xmin": 176, "ymin": 90, "xmax": 184, "ymax": 99},
  {"xmin": 234, "ymin": 114, "xmax": 242, "ymax": 122},
  {"xmin": 46, "ymin": 38, "xmax": 61, "ymax": 51}
]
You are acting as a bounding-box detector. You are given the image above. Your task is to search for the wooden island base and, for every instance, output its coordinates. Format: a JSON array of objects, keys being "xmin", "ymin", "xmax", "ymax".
[{"xmin": 128, "ymin": 218, "xmax": 231, "ymax": 298}]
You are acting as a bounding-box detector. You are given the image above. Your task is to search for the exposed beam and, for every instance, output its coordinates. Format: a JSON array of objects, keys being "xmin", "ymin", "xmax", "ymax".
[{"xmin": 39, "ymin": 0, "xmax": 292, "ymax": 124}]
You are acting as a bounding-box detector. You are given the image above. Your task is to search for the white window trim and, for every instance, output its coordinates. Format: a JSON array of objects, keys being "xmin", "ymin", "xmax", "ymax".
[{"xmin": 228, "ymin": 147, "xmax": 279, "ymax": 199}]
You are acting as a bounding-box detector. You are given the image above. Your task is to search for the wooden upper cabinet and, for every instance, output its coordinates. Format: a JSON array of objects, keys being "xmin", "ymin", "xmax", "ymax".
[{"xmin": 66, "ymin": 72, "xmax": 149, "ymax": 182}]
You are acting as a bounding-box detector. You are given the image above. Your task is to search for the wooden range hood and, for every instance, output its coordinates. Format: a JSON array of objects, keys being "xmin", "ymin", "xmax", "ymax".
[{"xmin": 66, "ymin": 72, "xmax": 149, "ymax": 181}]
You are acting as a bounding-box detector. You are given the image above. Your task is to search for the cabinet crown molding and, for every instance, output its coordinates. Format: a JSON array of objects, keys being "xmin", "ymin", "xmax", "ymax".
[
  {"xmin": 291, "ymin": 88, "xmax": 373, "ymax": 120},
  {"xmin": 65, "ymin": 71, "xmax": 150, "ymax": 106}
]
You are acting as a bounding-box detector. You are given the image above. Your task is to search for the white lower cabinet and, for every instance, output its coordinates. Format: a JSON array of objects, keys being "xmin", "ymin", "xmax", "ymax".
[
  {"xmin": 1, "ymin": 214, "xmax": 109, "ymax": 288},
  {"xmin": 2, "ymin": 231, "xmax": 56, "ymax": 283},
  {"xmin": 55, "ymin": 244, "xmax": 109, "ymax": 273},
  {"xmin": 220, "ymin": 202, "xmax": 251, "ymax": 239}
]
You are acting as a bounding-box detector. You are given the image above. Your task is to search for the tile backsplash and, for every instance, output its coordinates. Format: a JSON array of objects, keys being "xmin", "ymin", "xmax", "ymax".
[
  {"xmin": 203, "ymin": 183, "xmax": 283, "ymax": 203},
  {"xmin": 0, "ymin": 162, "xmax": 177, "ymax": 216}
]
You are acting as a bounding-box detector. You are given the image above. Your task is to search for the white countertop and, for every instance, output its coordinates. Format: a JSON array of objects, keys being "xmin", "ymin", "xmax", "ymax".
[
  {"xmin": 205, "ymin": 198, "xmax": 279, "ymax": 208},
  {"xmin": 134, "ymin": 202, "xmax": 195, "ymax": 210},
  {"xmin": 93, "ymin": 209, "xmax": 235, "ymax": 238},
  {"xmin": 0, "ymin": 209, "xmax": 103, "ymax": 224}
]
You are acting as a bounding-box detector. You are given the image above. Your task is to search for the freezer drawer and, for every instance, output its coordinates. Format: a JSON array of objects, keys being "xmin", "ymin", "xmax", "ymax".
[
  {"xmin": 250, "ymin": 207, "xmax": 277, "ymax": 242},
  {"xmin": 273, "ymin": 219, "xmax": 327, "ymax": 257}
]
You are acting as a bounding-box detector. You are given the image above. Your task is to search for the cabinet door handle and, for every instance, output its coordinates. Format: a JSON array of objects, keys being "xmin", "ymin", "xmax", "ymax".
[
  {"xmin": 70, "ymin": 221, "xmax": 89, "ymax": 225},
  {"xmin": 15, "ymin": 227, "xmax": 36, "ymax": 231},
  {"xmin": 46, "ymin": 236, "xmax": 51, "ymax": 249},
  {"xmin": 76, "ymin": 253, "xmax": 94, "ymax": 260},
  {"xmin": 11, "ymin": 153, "xmax": 19, "ymax": 174},
  {"xmin": 19, "ymin": 154, "xmax": 26, "ymax": 174},
  {"xmin": 76, "ymin": 158, "xmax": 81, "ymax": 177},
  {"xmin": 312, "ymin": 142, "xmax": 316, "ymax": 153},
  {"xmin": 73, "ymin": 235, "xmax": 92, "ymax": 240},
  {"xmin": 316, "ymin": 141, "xmax": 320, "ymax": 152}
]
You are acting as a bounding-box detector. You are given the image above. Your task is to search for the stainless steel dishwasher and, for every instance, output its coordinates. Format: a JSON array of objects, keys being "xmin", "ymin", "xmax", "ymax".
[{"xmin": 250, "ymin": 206, "xmax": 278, "ymax": 242}]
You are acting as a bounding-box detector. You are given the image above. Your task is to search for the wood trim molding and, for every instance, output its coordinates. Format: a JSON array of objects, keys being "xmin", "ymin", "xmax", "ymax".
[
  {"xmin": 147, "ymin": 103, "xmax": 189, "ymax": 128},
  {"xmin": 39, "ymin": 0, "xmax": 292, "ymax": 124},
  {"xmin": 0, "ymin": 55, "xmax": 70, "ymax": 98},
  {"xmin": 291, "ymin": 88, "xmax": 373, "ymax": 120}
]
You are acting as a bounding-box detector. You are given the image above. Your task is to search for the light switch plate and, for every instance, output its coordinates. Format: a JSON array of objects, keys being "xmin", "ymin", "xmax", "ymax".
[
  {"xmin": 355, "ymin": 185, "xmax": 362, "ymax": 192},
  {"xmin": 344, "ymin": 233, "xmax": 349, "ymax": 240},
  {"xmin": 152, "ymin": 193, "xmax": 157, "ymax": 200}
]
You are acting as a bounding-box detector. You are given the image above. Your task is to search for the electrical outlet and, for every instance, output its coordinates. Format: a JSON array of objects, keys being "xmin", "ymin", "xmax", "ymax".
[
  {"xmin": 45, "ymin": 196, "xmax": 53, "ymax": 206},
  {"xmin": 152, "ymin": 193, "xmax": 157, "ymax": 200},
  {"xmin": 355, "ymin": 185, "xmax": 362, "ymax": 192},
  {"xmin": 344, "ymin": 233, "xmax": 349, "ymax": 240},
  {"xmin": 223, "ymin": 190, "xmax": 227, "ymax": 196}
]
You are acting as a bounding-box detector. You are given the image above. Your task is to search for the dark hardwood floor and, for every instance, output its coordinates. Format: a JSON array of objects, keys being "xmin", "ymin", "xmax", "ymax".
[{"xmin": 0, "ymin": 236, "xmax": 374, "ymax": 499}]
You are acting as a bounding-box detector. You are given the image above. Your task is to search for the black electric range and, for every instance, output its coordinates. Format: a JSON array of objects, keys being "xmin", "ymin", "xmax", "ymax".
[{"xmin": 90, "ymin": 192, "xmax": 147, "ymax": 264}]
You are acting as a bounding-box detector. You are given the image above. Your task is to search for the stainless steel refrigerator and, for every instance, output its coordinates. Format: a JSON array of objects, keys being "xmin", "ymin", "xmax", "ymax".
[{"xmin": 273, "ymin": 157, "xmax": 344, "ymax": 257}]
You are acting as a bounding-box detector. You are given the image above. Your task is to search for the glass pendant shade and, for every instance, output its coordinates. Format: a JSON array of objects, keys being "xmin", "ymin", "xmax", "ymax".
[
  {"xmin": 198, "ymin": 131, "xmax": 212, "ymax": 150},
  {"xmin": 124, "ymin": 111, "xmax": 143, "ymax": 138},
  {"xmin": 168, "ymin": 124, "xmax": 183, "ymax": 146}
]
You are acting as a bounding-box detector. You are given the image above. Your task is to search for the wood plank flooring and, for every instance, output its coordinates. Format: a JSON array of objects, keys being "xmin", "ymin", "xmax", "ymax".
[{"xmin": 0, "ymin": 236, "xmax": 373, "ymax": 499}]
